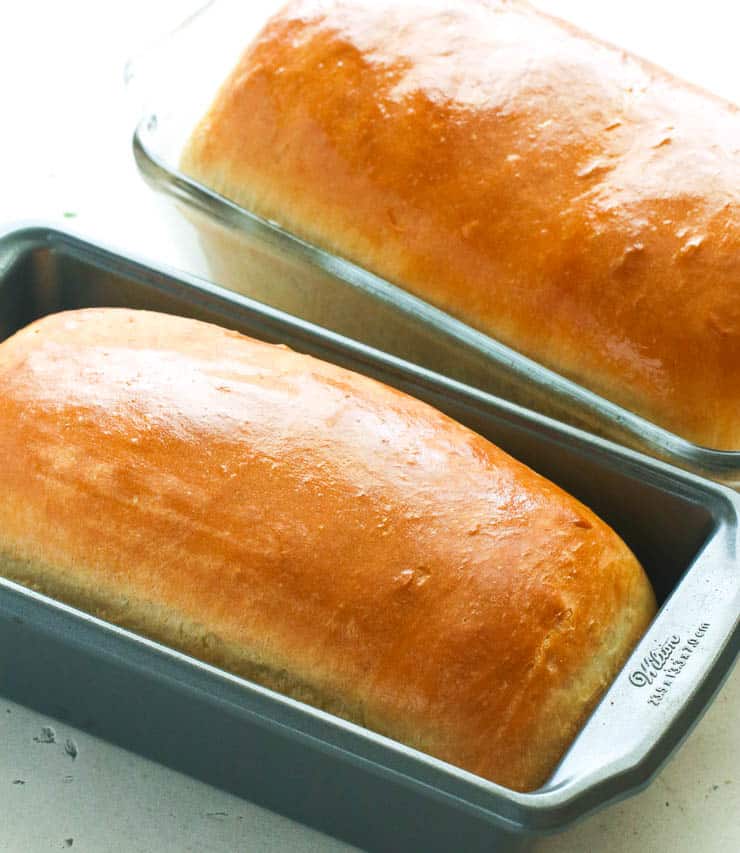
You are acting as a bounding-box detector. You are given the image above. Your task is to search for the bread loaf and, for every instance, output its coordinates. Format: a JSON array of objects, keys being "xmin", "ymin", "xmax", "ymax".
[
  {"xmin": 181, "ymin": 0, "xmax": 740, "ymax": 450},
  {"xmin": 0, "ymin": 308, "xmax": 655, "ymax": 791}
]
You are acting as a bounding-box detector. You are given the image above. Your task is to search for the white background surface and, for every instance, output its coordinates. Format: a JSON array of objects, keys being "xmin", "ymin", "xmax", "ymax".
[{"xmin": 0, "ymin": 1, "xmax": 737, "ymax": 850}]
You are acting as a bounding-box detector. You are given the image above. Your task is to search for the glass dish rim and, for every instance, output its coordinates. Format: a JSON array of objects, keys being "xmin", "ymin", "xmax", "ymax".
[{"xmin": 133, "ymin": 122, "xmax": 740, "ymax": 475}]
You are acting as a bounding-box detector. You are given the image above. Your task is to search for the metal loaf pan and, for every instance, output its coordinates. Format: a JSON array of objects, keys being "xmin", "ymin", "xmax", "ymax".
[
  {"xmin": 127, "ymin": 0, "xmax": 740, "ymax": 488},
  {"xmin": 0, "ymin": 224, "xmax": 737, "ymax": 853}
]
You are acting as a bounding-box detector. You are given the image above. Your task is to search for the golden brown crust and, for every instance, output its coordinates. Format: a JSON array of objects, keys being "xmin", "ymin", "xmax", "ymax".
[
  {"xmin": 181, "ymin": 0, "xmax": 740, "ymax": 450},
  {"xmin": 0, "ymin": 308, "xmax": 655, "ymax": 791}
]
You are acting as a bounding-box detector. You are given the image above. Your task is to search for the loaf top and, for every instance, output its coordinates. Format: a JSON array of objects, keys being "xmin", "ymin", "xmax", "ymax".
[
  {"xmin": 0, "ymin": 308, "xmax": 655, "ymax": 791},
  {"xmin": 182, "ymin": 0, "xmax": 740, "ymax": 450}
]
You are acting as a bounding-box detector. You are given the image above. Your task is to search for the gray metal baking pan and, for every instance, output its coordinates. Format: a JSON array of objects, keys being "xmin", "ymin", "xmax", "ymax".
[{"xmin": 0, "ymin": 224, "xmax": 737, "ymax": 853}]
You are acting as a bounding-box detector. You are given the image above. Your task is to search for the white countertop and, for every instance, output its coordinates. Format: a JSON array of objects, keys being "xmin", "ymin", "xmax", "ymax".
[{"xmin": 0, "ymin": 2, "xmax": 737, "ymax": 850}]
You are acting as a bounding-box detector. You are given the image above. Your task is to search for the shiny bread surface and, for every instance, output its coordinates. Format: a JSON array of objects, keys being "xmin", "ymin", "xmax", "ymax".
[
  {"xmin": 182, "ymin": 0, "xmax": 740, "ymax": 449},
  {"xmin": 0, "ymin": 308, "xmax": 656, "ymax": 791}
]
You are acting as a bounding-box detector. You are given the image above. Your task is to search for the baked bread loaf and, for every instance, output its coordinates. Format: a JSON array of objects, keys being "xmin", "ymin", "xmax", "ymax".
[
  {"xmin": 0, "ymin": 308, "xmax": 655, "ymax": 791},
  {"xmin": 181, "ymin": 0, "xmax": 740, "ymax": 450}
]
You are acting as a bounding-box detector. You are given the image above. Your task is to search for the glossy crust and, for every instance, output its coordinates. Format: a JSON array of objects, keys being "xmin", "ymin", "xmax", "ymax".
[
  {"xmin": 181, "ymin": 0, "xmax": 740, "ymax": 450},
  {"xmin": 0, "ymin": 308, "xmax": 655, "ymax": 791}
]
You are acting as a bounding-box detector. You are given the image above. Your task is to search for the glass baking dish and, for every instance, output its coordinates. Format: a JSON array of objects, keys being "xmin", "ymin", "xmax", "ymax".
[{"xmin": 129, "ymin": 0, "xmax": 740, "ymax": 488}]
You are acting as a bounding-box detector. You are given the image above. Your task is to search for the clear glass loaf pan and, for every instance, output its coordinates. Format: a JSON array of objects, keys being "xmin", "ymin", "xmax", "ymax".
[
  {"xmin": 0, "ymin": 224, "xmax": 738, "ymax": 853},
  {"xmin": 129, "ymin": 0, "xmax": 740, "ymax": 488}
]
